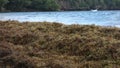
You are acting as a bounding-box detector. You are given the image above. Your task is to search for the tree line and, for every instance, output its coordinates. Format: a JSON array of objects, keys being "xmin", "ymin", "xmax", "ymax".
[
  {"xmin": 58, "ymin": 0, "xmax": 120, "ymax": 10},
  {"xmin": 0, "ymin": 0, "xmax": 120, "ymax": 12},
  {"xmin": 0, "ymin": 0, "xmax": 60, "ymax": 11}
]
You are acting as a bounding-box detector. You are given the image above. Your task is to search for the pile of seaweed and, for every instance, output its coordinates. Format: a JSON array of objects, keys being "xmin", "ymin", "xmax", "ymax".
[{"xmin": 0, "ymin": 21, "xmax": 120, "ymax": 68}]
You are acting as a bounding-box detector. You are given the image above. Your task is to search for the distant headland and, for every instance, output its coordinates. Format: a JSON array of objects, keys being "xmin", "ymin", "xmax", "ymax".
[{"xmin": 0, "ymin": 0, "xmax": 120, "ymax": 12}]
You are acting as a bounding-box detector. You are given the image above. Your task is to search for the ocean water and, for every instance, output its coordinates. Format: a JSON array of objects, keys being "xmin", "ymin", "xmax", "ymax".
[{"xmin": 0, "ymin": 10, "xmax": 120, "ymax": 26}]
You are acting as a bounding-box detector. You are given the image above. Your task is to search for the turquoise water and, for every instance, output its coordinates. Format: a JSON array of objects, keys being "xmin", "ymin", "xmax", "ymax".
[{"xmin": 0, "ymin": 10, "xmax": 120, "ymax": 26}]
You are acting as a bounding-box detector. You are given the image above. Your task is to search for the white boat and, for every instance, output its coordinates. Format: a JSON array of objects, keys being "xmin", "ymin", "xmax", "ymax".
[{"xmin": 91, "ymin": 9, "xmax": 98, "ymax": 12}]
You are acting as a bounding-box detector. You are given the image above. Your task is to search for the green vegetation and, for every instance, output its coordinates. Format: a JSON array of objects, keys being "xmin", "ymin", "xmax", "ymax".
[
  {"xmin": 0, "ymin": 0, "xmax": 120, "ymax": 11},
  {"xmin": 58, "ymin": 0, "xmax": 120, "ymax": 10},
  {"xmin": 6, "ymin": 0, "xmax": 60, "ymax": 11},
  {"xmin": 0, "ymin": 21, "xmax": 120, "ymax": 68},
  {"xmin": 0, "ymin": 0, "xmax": 8, "ymax": 11},
  {"xmin": 30, "ymin": 0, "xmax": 60, "ymax": 11}
]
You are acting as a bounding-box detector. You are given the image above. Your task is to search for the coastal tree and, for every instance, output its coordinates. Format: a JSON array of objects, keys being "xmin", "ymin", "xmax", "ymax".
[
  {"xmin": 0, "ymin": 0, "xmax": 9, "ymax": 11},
  {"xmin": 6, "ymin": 0, "xmax": 31, "ymax": 11},
  {"xmin": 44, "ymin": 0, "xmax": 60, "ymax": 11},
  {"xmin": 30, "ymin": 0, "xmax": 60, "ymax": 11}
]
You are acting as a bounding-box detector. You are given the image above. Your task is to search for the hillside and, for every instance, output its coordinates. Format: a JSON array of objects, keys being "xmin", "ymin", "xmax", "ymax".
[
  {"xmin": 57, "ymin": 0, "xmax": 120, "ymax": 10},
  {"xmin": 0, "ymin": 21, "xmax": 120, "ymax": 68},
  {"xmin": 0, "ymin": 0, "xmax": 120, "ymax": 11}
]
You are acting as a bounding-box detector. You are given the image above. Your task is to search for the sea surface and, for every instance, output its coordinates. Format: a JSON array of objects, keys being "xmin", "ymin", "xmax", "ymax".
[{"xmin": 0, "ymin": 10, "xmax": 120, "ymax": 26}]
